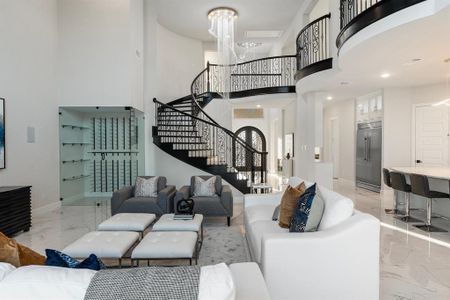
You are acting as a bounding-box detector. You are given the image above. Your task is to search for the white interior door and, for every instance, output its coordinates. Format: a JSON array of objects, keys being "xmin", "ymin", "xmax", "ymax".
[
  {"xmin": 415, "ymin": 105, "xmax": 449, "ymax": 167},
  {"xmin": 330, "ymin": 118, "xmax": 339, "ymax": 178}
]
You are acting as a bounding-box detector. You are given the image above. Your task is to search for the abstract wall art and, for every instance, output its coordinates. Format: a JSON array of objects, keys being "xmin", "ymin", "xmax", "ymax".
[{"xmin": 0, "ymin": 98, "xmax": 5, "ymax": 169}]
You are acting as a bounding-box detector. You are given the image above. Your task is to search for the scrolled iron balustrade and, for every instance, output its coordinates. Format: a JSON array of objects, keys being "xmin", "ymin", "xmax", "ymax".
[
  {"xmin": 154, "ymin": 99, "xmax": 268, "ymax": 184},
  {"xmin": 337, "ymin": 0, "xmax": 426, "ymax": 48},
  {"xmin": 295, "ymin": 13, "xmax": 332, "ymax": 80}
]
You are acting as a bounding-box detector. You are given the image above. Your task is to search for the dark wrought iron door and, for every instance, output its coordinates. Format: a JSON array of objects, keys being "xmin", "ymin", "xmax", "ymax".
[{"xmin": 233, "ymin": 126, "xmax": 266, "ymax": 182}]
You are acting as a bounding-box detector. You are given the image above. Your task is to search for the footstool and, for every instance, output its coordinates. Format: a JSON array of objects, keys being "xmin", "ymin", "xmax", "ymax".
[
  {"xmin": 63, "ymin": 231, "xmax": 140, "ymax": 267},
  {"xmin": 131, "ymin": 231, "xmax": 199, "ymax": 265},
  {"xmin": 153, "ymin": 214, "xmax": 204, "ymax": 241},
  {"xmin": 98, "ymin": 213, "xmax": 156, "ymax": 238}
]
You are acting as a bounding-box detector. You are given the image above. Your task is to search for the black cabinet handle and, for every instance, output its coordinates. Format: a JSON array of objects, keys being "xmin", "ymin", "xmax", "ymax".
[{"xmin": 416, "ymin": 160, "xmax": 422, "ymax": 163}]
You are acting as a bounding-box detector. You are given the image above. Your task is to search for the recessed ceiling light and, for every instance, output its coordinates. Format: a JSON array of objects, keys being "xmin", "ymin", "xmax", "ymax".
[
  {"xmin": 256, "ymin": 104, "xmax": 261, "ymax": 108},
  {"xmin": 237, "ymin": 42, "xmax": 262, "ymax": 49},
  {"xmin": 340, "ymin": 81, "xmax": 350, "ymax": 86},
  {"xmin": 380, "ymin": 73, "xmax": 391, "ymax": 79},
  {"xmin": 326, "ymin": 96, "xmax": 333, "ymax": 101}
]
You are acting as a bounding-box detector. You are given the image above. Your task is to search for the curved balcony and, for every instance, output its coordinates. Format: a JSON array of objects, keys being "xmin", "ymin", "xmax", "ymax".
[
  {"xmin": 295, "ymin": 13, "xmax": 333, "ymax": 81},
  {"xmin": 337, "ymin": 0, "xmax": 426, "ymax": 49}
]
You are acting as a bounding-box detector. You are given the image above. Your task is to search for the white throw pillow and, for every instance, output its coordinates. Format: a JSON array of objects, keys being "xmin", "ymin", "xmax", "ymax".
[
  {"xmin": 0, "ymin": 265, "xmax": 96, "ymax": 300},
  {"xmin": 194, "ymin": 176, "xmax": 217, "ymax": 196},
  {"xmin": 0, "ymin": 263, "xmax": 16, "ymax": 282},
  {"xmin": 317, "ymin": 186, "xmax": 354, "ymax": 230},
  {"xmin": 199, "ymin": 263, "xmax": 235, "ymax": 300},
  {"xmin": 135, "ymin": 176, "xmax": 159, "ymax": 197}
]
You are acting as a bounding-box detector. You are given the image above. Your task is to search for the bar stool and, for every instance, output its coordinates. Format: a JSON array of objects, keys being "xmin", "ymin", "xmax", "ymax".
[
  {"xmin": 410, "ymin": 174, "xmax": 449, "ymax": 232},
  {"xmin": 390, "ymin": 172, "xmax": 421, "ymax": 223},
  {"xmin": 383, "ymin": 168, "xmax": 397, "ymax": 214}
]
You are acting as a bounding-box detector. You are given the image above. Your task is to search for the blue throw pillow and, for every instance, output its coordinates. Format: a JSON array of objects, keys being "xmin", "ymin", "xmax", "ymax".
[
  {"xmin": 45, "ymin": 249, "xmax": 105, "ymax": 271},
  {"xmin": 289, "ymin": 183, "xmax": 317, "ymax": 232}
]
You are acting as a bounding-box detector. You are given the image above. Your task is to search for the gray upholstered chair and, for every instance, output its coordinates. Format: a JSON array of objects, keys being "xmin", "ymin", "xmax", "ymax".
[
  {"xmin": 175, "ymin": 175, "xmax": 233, "ymax": 226},
  {"xmin": 111, "ymin": 176, "xmax": 176, "ymax": 216}
]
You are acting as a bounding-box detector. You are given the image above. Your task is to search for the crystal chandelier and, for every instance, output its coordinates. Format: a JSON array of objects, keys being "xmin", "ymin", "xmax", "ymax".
[{"xmin": 208, "ymin": 7, "xmax": 238, "ymax": 99}]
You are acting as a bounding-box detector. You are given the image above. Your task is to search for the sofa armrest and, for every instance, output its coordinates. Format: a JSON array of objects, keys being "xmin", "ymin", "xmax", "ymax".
[
  {"xmin": 260, "ymin": 212, "xmax": 380, "ymax": 300},
  {"xmin": 220, "ymin": 185, "xmax": 233, "ymax": 216},
  {"xmin": 111, "ymin": 186, "xmax": 134, "ymax": 215},
  {"xmin": 174, "ymin": 186, "xmax": 190, "ymax": 212},
  {"xmin": 157, "ymin": 185, "xmax": 176, "ymax": 213},
  {"xmin": 244, "ymin": 192, "xmax": 283, "ymax": 208}
]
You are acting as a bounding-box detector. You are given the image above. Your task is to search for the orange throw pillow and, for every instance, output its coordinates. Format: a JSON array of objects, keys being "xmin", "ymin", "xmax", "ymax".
[
  {"xmin": 278, "ymin": 182, "xmax": 306, "ymax": 228},
  {"xmin": 0, "ymin": 232, "xmax": 45, "ymax": 267}
]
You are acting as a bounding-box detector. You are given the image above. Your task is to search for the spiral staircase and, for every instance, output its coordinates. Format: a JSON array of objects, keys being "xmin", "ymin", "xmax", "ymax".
[{"xmin": 152, "ymin": 55, "xmax": 297, "ymax": 193}]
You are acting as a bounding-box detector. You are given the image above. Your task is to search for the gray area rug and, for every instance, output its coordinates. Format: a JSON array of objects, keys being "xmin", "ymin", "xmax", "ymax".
[{"xmin": 198, "ymin": 224, "xmax": 250, "ymax": 266}]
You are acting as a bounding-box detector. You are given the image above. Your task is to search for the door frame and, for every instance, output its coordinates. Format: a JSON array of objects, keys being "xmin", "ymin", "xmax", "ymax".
[
  {"xmin": 411, "ymin": 103, "xmax": 449, "ymax": 167},
  {"xmin": 329, "ymin": 117, "xmax": 339, "ymax": 179}
]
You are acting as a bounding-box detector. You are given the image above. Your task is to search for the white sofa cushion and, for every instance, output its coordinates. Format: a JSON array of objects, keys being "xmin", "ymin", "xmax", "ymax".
[
  {"xmin": 0, "ymin": 265, "xmax": 96, "ymax": 300},
  {"xmin": 318, "ymin": 186, "xmax": 354, "ymax": 230},
  {"xmin": 248, "ymin": 220, "xmax": 288, "ymax": 263},
  {"xmin": 0, "ymin": 263, "xmax": 15, "ymax": 282},
  {"xmin": 199, "ymin": 263, "xmax": 235, "ymax": 300},
  {"xmin": 245, "ymin": 204, "xmax": 278, "ymax": 225}
]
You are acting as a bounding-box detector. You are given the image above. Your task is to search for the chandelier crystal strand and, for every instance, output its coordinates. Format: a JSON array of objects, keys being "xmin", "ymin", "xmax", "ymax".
[{"xmin": 208, "ymin": 7, "xmax": 238, "ymax": 99}]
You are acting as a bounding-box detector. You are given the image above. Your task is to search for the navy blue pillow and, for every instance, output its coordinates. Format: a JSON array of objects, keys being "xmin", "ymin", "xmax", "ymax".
[
  {"xmin": 45, "ymin": 249, "xmax": 105, "ymax": 271},
  {"xmin": 289, "ymin": 183, "xmax": 317, "ymax": 232}
]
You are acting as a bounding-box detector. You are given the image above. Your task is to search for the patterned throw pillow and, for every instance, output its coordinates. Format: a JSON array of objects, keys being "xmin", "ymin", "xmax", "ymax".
[
  {"xmin": 278, "ymin": 182, "xmax": 306, "ymax": 228},
  {"xmin": 45, "ymin": 249, "xmax": 105, "ymax": 271},
  {"xmin": 289, "ymin": 183, "xmax": 324, "ymax": 232},
  {"xmin": 193, "ymin": 176, "xmax": 217, "ymax": 196},
  {"xmin": 135, "ymin": 176, "xmax": 159, "ymax": 197}
]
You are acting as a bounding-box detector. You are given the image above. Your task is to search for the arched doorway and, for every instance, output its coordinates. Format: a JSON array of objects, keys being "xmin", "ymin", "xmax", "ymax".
[{"xmin": 233, "ymin": 126, "xmax": 267, "ymax": 183}]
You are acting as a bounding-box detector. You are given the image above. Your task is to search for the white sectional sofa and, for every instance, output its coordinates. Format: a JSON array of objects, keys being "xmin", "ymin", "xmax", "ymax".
[{"xmin": 244, "ymin": 177, "xmax": 380, "ymax": 300}]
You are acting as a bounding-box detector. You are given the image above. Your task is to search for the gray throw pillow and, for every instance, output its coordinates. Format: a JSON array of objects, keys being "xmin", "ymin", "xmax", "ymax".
[
  {"xmin": 135, "ymin": 176, "xmax": 159, "ymax": 197},
  {"xmin": 305, "ymin": 188, "xmax": 325, "ymax": 232},
  {"xmin": 193, "ymin": 176, "xmax": 217, "ymax": 196},
  {"xmin": 272, "ymin": 205, "xmax": 280, "ymax": 221}
]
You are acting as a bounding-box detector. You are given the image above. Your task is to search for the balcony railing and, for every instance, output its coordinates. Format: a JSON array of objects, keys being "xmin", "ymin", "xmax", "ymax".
[
  {"xmin": 295, "ymin": 13, "xmax": 333, "ymax": 80},
  {"xmin": 337, "ymin": 0, "xmax": 426, "ymax": 48}
]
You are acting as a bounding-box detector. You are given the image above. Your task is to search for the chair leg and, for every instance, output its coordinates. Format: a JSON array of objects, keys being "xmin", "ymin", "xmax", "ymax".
[
  {"xmin": 227, "ymin": 217, "xmax": 231, "ymax": 227},
  {"xmin": 396, "ymin": 192, "xmax": 421, "ymax": 223},
  {"xmin": 385, "ymin": 190, "xmax": 400, "ymax": 214},
  {"xmin": 414, "ymin": 198, "xmax": 447, "ymax": 232}
]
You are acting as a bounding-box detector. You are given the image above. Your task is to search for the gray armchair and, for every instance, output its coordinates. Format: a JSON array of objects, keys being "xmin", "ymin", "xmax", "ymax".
[
  {"xmin": 111, "ymin": 176, "xmax": 176, "ymax": 216},
  {"xmin": 175, "ymin": 175, "xmax": 233, "ymax": 226}
]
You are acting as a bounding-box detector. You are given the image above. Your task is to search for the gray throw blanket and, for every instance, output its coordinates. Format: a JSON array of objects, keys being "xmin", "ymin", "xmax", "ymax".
[{"xmin": 84, "ymin": 266, "xmax": 201, "ymax": 300}]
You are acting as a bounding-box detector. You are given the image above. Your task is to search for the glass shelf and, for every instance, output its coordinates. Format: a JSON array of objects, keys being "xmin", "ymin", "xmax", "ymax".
[
  {"xmin": 62, "ymin": 142, "xmax": 92, "ymax": 146},
  {"xmin": 62, "ymin": 174, "xmax": 90, "ymax": 182},
  {"xmin": 61, "ymin": 124, "xmax": 90, "ymax": 130},
  {"xmin": 61, "ymin": 159, "xmax": 91, "ymax": 164}
]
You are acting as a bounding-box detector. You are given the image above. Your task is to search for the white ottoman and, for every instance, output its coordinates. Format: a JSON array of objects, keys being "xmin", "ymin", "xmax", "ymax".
[
  {"xmin": 131, "ymin": 231, "xmax": 198, "ymax": 265},
  {"xmin": 153, "ymin": 214, "xmax": 204, "ymax": 241},
  {"xmin": 63, "ymin": 231, "xmax": 140, "ymax": 266},
  {"xmin": 98, "ymin": 213, "xmax": 156, "ymax": 237}
]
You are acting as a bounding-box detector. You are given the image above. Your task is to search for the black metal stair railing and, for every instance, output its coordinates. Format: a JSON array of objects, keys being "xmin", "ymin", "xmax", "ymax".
[
  {"xmin": 153, "ymin": 55, "xmax": 296, "ymax": 189},
  {"xmin": 154, "ymin": 99, "xmax": 268, "ymax": 184},
  {"xmin": 340, "ymin": 0, "xmax": 381, "ymax": 29},
  {"xmin": 337, "ymin": 0, "xmax": 426, "ymax": 48},
  {"xmin": 295, "ymin": 13, "xmax": 332, "ymax": 80}
]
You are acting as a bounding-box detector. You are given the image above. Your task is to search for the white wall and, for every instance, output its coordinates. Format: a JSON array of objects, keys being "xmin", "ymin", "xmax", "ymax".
[
  {"xmin": 323, "ymin": 99, "xmax": 356, "ymax": 182},
  {"xmin": 0, "ymin": 0, "xmax": 59, "ymax": 211},
  {"xmin": 58, "ymin": 0, "xmax": 144, "ymax": 111},
  {"xmin": 155, "ymin": 23, "xmax": 204, "ymax": 102},
  {"xmin": 309, "ymin": 0, "xmax": 330, "ymax": 21}
]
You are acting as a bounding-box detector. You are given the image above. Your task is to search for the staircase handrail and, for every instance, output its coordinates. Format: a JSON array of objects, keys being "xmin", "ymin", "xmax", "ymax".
[{"xmin": 153, "ymin": 98, "xmax": 268, "ymax": 156}]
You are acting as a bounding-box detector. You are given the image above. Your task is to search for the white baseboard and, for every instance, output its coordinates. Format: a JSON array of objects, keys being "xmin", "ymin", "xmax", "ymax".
[{"xmin": 33, "ymin": 201, "xmax": 61, "ymax": 216}]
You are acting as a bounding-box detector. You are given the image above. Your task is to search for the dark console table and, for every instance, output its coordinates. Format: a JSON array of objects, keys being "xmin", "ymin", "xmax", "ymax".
[{"xmin": 0, "ymin": 186, "xmax": 32, "ymax": 236}]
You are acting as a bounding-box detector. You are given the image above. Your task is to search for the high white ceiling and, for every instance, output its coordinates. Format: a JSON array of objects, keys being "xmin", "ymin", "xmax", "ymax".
[{"xmin": 155, "ymin": 0, "xmax": 306, "ymax": 54}]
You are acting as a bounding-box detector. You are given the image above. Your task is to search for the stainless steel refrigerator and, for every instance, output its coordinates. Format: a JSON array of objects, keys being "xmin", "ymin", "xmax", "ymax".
[{"xmin": 356, "ymin": 121, "xmax": 382, "ymax": 192}]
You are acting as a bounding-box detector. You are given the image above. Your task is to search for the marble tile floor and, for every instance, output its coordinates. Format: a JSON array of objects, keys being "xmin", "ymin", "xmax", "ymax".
[
  {"xmin": 334, "ymin": 180, "xmax": 450, "ymax": 300},
  {"xmin": 12, "ymin": 183, "xmax": 450, "ymax": 299}
]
